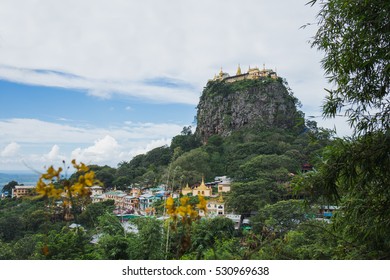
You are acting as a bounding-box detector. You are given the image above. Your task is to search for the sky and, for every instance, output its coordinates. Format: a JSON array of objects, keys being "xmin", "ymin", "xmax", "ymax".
[{"xmin": 0, "ymin": 0, "xmax": 351, "ymax": 172}]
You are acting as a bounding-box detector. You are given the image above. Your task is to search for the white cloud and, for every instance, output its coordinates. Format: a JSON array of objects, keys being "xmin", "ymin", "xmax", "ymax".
[
  {"xmin": 0, "ymin": 118, "xmax": 182, "ymax": 144},
  {"xmin": 0, "ymin": 142, "xmax": 21, "ymax": 157},
  {"xmin": 0, "ymin": 0, "xmax": 325, "ymax": 107},
  {"xmin": 0, "ymin": 118, "xmax": 183, "ymax": 170},
  {"xmin": 0, "ymin": 118, "xmax": 93, "ymax": 144},
  {"xmin": 71, "ymin": 135, "xmax": 120, "ymax": 164},
  {"xmin": 45, "ymin": 144, "xmax": 64, "ymax": 161},
  {"xmin": 128, "ymin": 138, "xmax": 172, "ymax": 159}
]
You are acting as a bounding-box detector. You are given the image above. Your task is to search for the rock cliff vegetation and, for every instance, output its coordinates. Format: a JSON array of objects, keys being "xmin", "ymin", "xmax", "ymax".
[{"xmin": 196, "ymin": 78, "xmax": 304, "ymax": 143}]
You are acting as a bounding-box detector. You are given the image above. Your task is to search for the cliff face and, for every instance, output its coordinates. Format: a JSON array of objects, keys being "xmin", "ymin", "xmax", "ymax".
[{"xmin": 195, "ymin": 78, "xmax": 300, "ymax": 143}]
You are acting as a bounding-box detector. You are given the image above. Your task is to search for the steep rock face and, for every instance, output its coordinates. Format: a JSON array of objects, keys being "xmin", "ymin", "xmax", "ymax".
[{"xmin": 195, "ymin": 79, "xmax": 300, "ymax": 143}]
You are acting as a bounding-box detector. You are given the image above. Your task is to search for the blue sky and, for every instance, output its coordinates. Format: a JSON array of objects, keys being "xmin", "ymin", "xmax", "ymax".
[
  {"xmin": 0, "ymin": 0, "xmax": 351, "ymax": 171},
  {"xmin": 0, "ymin": 80, "xmax": 196, "ymax": 126}
]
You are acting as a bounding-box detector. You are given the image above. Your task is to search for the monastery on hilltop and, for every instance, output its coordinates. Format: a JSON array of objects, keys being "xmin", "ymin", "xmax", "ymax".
[{"xmin": 211, "ymin": 64, "xmax": 278, "ymax": 83}]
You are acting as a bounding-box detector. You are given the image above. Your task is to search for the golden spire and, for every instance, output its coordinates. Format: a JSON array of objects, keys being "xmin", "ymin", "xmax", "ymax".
[
  {"xmin": 217, "ymin": 193, "xmax": 224, "ymax": 203},
  {"xmin": 236, "ymin": 64, "xmax": 242, "ymax": 75},
  {"xmin": 183, "ymin": 183, "xmax": 191, "ymax": 190},
  {"xmin": 197, "ymin": 177, "xmax": 208, "ymax": 190},
  {"xmin": 219, "ymin": 67, "xmax": 224, "ymax": 77}
]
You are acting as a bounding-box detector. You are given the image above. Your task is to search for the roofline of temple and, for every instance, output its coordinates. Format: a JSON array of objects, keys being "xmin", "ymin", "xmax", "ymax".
[{"xmin": 210, "ymin": 64, "xmax": 278, "ymax": 83}]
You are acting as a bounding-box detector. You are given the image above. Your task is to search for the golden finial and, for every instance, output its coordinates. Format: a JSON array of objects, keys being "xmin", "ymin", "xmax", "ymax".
[
  {"xmin": 198, "ymin": 176, "xmax": 208, "ymax": 190},
  {"xmin": 219, "ymin": 67, "xmax": 224, "ymax": 77},
  {"xmin": 236, "ymin": 64, "xmax": 242, "ymax": 75}
]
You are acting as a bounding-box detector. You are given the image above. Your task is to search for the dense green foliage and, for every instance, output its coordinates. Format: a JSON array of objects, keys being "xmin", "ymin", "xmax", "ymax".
[
  {"xmin": 291, "ymin": 0, "xmax": 390, "ymax": 259},
  {"xmin": 309, "ymin": 0, "xmax": 389, "ymax": 134}
]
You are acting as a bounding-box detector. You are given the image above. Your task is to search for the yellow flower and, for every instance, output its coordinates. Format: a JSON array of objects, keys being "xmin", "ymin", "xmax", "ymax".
[
  {"xmin": 166, "ymin": 196, "xmax": 174, "ymax": 207},
  {"xmin": 41, "ymin": 166, "xmax": 62, "ymax": 180},
  {"xmin": 177, "ymin": 205, "xmax": 188, "ymax": 217},
  {"xmin": 71, "ymin": 159, "xmax": 89, "ymax": 172},
  {"xmin": 84, "ymin": 171, "xmax": 95, "ymax": 186},
  {"xmin": 189, "ymin": 209, "xmax": 198, "ymax": 220},
  {"xmin": 72, "ymin": 182, "xmax": 84, "ymax": 195},
  {"xmin": 180, "ymin": 196, "xmax": 189, "ymax": 207},
  {"xmin": 196, "ymin": 195, "xmax": 207, "ymax": 212},
  {"xmin": 166, "ymin": 196, "xmax": 177, "ymax": 216},
  {"xmin": 78, "ymin": 162, "xmax": 89, "ymax": 173},
  {"xmin": 48, "ymin": 185, "xmax": 62, "ymax": 199}
]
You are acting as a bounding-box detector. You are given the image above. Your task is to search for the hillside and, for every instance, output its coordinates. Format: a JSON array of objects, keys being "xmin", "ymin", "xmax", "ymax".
[{"xmin": 196, "ymin": 78, "xmax": 303, "ymax": 143}]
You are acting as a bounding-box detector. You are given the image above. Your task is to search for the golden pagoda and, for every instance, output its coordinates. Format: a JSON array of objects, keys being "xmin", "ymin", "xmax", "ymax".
[
  {"xmin": 181, "ymin": 183, "xmax": 192, "ymax": 196},
  {"xmin": 193, "ymin": 177, "xmax": 212, "ymax": 197},
  {"xmin": 236, "ymin": 64, "xmax": 242, "ymax": 75}
]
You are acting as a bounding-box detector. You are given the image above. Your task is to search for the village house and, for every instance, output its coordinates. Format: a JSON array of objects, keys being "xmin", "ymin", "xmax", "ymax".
[
  {"xmin": 202, "ymin": 194, "xmax": 225, "ymax": 217},
  {"xmin": 225, "ymin": 214, "xmax": 242, "ymax": 230},
  {"xmin": 123, "ymin": 195, "xmax": 139, "ymax": 212},
  {"xmin": 90, "ymin": 185, "xmax": 105, "ymax": 203},
  {"xmin": 139, "ymin": 193, "xmax": 156, "ymax": 211},
  {"xmin": 104, "ymin": 190, "xmax": 127, "ymax": 208},
  {"xmin": 129, "ymin": 187, "xmax": 141, "ymax": 197},
  {"xmin": 90, "ymin": 185, "xmax": 103, "ymax": 196},
  {"xmin": 215, "ymin": 176, "xmax": 232, "ymax": 193},
  {"xmin": 11, "ymin": 185, "xmax": 36, "ymax": 198}
]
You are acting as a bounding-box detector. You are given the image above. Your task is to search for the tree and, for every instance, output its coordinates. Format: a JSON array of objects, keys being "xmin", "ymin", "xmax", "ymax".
[
  {"xmin": 98, "ymin": 212, "xmax": 124, "ymax": 236},
  {"xmin": 190, "ymin": 217, "xmax": 235, "ymax": 259},
  {"xmin": 135, "ymin": 218, "xmax": 164, "ymax": 260},
  {"xmin": 170, "ymin": 148, "xmax": 211, "ymax": 185},
  {"xmin": 90, "ymin": 165, "xmax": 116, "ymax": 189},
  {"xmin": 253, "ymin": 220, "xmax": 338, "ymax": 260},
  {"xmin": 309, "ymin": 0, "xmax": 390, "ymax": 134},
  {"xmin": 36, "ymin": 160, "xmax": 99, "ymax": 221},
  {"xmin": 227, "ymin": 179, "xmax": 284, "ymax": 215},
  {"xmin": 295, "ymin": 133, "xmax": 390, "ymax": 258},
  {"xmin": 0, "ymin": 239, "xmax": 15, "ymax": 259},
  {"xmin": 171, "ymin": 127, "xmax": 201, "ymax": 153},
  {"xmin": 296, "ymin": 0, "xmax": 390, "ymax": 259},
  {"xmin": 251, "ymin": 200, "xmax": 313, "ymax": 236},
  {"xmin": 78, "ymin": 200, "xmax": 115, "ymax": 229},
  {"xmin": 165, "ymin": 195, "xmax": 207, "ymax": 258},
  {"xmin": 41, "ymin": 228, "xmax": 93, "ymax": 260},
  {"xmin": 2, "ymin": 180, "xmax": 18, "ymax": 196},
  {"xmin": 98, "ymin": 234, "xmax": 131, "ymax": 260},
  {"xmin": 0, "ymin": 214, "xmax": 24, "ymax": 241},
  {"xmin": 237, "ymin": 154, "xmax": 299, "ymax": 182}
]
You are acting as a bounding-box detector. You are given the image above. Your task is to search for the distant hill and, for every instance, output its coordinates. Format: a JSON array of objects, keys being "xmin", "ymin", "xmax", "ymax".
[{"xmin": 0, "ymin": 172, "xmax": 39, "ymax": 191}]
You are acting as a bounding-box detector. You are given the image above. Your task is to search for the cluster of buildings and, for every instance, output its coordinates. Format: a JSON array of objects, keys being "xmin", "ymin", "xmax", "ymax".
[
  {"xmin": 90, "ymin": 185, "xmax": 166, "ymax": 216},
  {"xmin": 211, "ymin": 64, "xmax": 278, "ymax": 83},
  {"xmin": 5, "ymin": 177, "xmax": 233, "ymax": 219},
  {"xmin": 181, "ymin": 176, "xmax": 231, "ymax": 218},
  {"xmin": 89, "ymin": 176, "xmax": 233, "ymax": 218},
  {"xmin": 6, "ymin": 174, "xmax": 338, "ymax": 229}
]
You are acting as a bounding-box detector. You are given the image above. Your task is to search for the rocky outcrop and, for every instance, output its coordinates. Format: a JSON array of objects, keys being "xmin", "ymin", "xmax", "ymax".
[{"xmin": 195, "ymin": 78, "xmax": 300, "ymax": 143}]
